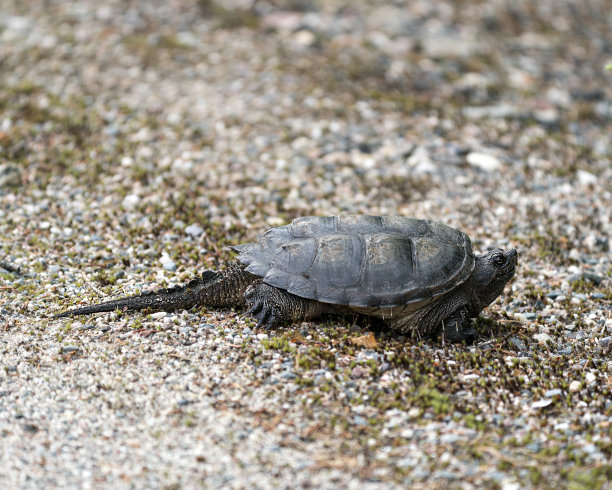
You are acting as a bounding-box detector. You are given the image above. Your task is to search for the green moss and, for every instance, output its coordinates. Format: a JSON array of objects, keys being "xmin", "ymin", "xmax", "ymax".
[
  {"xmin": 531, "ymin": 228, "xmax": 570, "ymax": 264},
  {"xmin": 570, "ymin": 277, "xmax": 611, "ymax": 299},
  {"xmin": 566, "ymin": 466, "xmax": 612, "ymax": 490},
  {"xmin": 416, "ymin": 386, "xmax": 452, "ymax": 416},
  {"xmin": 260, "ymin": 334, "xmax": 296, "ymax": 354},
  {"xmin": 198, "ymin": 1, "xmax": 260, "ymax": 29},
  {"xmin": 296, "ymin": 346, "xmax": 336, "ymax": 370},
  {"xmin": 94, "ymin": 270, "xmax": 119, "ymax": 286}
]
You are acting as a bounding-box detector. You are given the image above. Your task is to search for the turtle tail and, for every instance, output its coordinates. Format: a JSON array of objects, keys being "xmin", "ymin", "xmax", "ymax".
[{"xmin": 53, "ymin": 264, "xmax": 257, "ymax": 318}]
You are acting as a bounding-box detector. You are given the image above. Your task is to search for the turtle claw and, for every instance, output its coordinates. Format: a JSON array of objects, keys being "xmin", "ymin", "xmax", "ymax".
[
  {"xmin": 244, "ymin": 284, "xmax": 282, "ymax": 330},
  {"xmin": 442, "ymin": 308, "xmax": 478, "ymax": 344},
  {"xmin": 252, "ymin": 305, "xmax": 280, "ymax": 330},
  {"xmin": 255, "ymin": 308, "xmax": 269, "ymax": 329},
  {"xmin": 244, "ymin": 302, "xmax": 260, "ymax": 316},
  {"xmin": 262, "ymin": 311, "xmax": 279, "ymax": 331}
]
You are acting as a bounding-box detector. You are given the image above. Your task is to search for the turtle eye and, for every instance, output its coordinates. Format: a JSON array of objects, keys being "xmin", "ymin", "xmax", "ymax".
[{"xmin": 492, "ymin": 253, "xmax": 505, "ymax": 266}]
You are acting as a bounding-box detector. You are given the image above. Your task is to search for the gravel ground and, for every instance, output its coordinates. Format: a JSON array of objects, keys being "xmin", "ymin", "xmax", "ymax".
[{"xmin": 0, "ymin": 0, "xmax": 611, "ymax": 488}]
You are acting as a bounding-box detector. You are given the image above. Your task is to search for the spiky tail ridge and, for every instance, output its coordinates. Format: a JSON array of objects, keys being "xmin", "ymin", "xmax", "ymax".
[{"xmin": 53, "ymin": 264, "xmax": 257, "ymax": 318}]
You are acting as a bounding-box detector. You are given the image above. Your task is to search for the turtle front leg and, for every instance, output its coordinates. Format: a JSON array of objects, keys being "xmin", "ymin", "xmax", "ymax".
[
  {"xmin": 243, "ymin": 283, "xmax": 324, "ymax": 330},
  {"xmin": 441, "ymin": 307, "xmax": 477, "ymax": 344}
]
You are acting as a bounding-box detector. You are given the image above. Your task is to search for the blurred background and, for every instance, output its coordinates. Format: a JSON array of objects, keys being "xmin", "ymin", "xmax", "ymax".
[{"xmin": 1, "ymin": 1, "xmax": 610, "ymax": 261}]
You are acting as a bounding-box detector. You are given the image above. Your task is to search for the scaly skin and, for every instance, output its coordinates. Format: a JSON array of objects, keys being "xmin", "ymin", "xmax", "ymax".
[{"xmin": 54, "ymin": 264, "xmax": 257, "ymax": 318}]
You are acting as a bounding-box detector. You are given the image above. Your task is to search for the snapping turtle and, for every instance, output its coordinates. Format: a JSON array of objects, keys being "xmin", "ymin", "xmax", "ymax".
[{"xmin": 55, "ymin": 215, "xmax": 517, "ymax": 343}]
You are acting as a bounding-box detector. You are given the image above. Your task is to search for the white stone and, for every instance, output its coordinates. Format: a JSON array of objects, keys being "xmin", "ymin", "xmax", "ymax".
[
  {"xmin": 160, "ymin": 253, "xmax": 177, "ymax": 272},
  {"xmin": 569, "ymin": 380, "xmax": 581, "ymax": 392},
  {"xmin": 533, "ymin": 333, "xmax": 553, "ymax": 343},
  {"xmin": 462, "ymin": 104, "xmax": 518, "ymax": 119},
  {"xmin": 400, "ymin": 428, "xmax": 415, "ymax": 438},
  {"xmin": 407, "ymin": 146, "xmax": 437, "ymax": 174},
  {"xmin": 582, "ymin": 235, "xmax": 597, "ymax": 251},
  {"xmin": 531, "ymin": 399, "xmax": 553, "ymax": 409},
  {"xmin": 466, "ymin": 152, "xmax": 502, "ymax": 172},
  {"xmin": 576, "ymin": 170, "xmax": 597, "ymax": 185},
  {"xmin": 407, "ymin": 407, "xmax": 420, "ymax": 418},
  {"xmin": 294, "ymin": 30, "xmax": 316, "ymax": 47},
  {"xmin": 514, "ymin": 313, "xmax": 529, "ymax": 325},
  {"xmin": 585, "ymin": 372, "xmax": 596, "ymax": 385},
  {"xmin": 122, "ymin": 194, "xmax": 140, "ymax": 211}
]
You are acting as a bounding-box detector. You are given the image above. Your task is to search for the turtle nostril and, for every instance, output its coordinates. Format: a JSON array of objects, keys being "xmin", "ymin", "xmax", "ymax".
[
  {"xmin": 503, "ymin": 248, "xmax": 517, "ymax": 263},
  {"xmin": 508, "ymin": 249, "xmax": 518, "ymax": 265}
]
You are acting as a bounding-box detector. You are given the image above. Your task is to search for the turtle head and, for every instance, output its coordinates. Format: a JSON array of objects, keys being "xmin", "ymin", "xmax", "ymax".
[{"xmin": 471, "ymin": 248, "xmax": 518, "ymax": 310}]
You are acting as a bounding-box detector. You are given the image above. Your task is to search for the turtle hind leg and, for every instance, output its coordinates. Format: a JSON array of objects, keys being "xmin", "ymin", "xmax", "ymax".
[
  {"xmin": 243, "ymin": 283, "xmax": 325, "ymax": 330},
  {"xmin": 441, "ymin": 307, "xmax": 477, "ymax": 344}
]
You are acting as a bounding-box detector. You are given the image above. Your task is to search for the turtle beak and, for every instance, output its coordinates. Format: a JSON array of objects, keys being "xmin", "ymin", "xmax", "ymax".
[
  {"xmin": 502, "ymin": 249, "xmax": 518, "ymax": 278},
  {"xmin": 506, "ymin": 248, "xmax": 518, "ymax": 266}
]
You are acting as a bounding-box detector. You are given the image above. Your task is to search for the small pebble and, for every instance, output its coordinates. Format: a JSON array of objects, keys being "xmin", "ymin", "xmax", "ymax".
[
  {"xmin": 569, "ymin": 380, "xmax": 582, "ymax": 392},
  {"xmin": 22, "ymin": 423, "xmax": 39, "ymax": 433},
  {"xmin": 466, "ymin": 152, "xmax": 502, "ymax": 172},
  {"xmin": 531, "ymin": 399, "xmax": 553, "ymax": 409},
  {"xmin": 576, "ymin": 170, "xmax": 597, "ymax": 185},
  {"xmin": 61, "ymin": 345, "xmax": 80, "ymax": 353},
  {"xmin": 379, "ymin": 362, "xmax": 391, "ymax": 373},
  {"xmin": 122, "ymin": 194, "xmax": 140, "ymax": 210},
  {"xmin": 439, "ymin": 434, "xmax": 461, "ymax": 444},
  {"xmin": 509, "ymin": 337, "xmax": 527, "ymax": 351},
  {"xmin": 0, "ymin": 164, "xmax": 22, "ymax": 188},
  {"xmin": 585, "ymin": 372, "xmax": 596, "ymax": 385},
  {"xmin": 514, "ymin": 313, "xmax": 528, "ymax": 325},
  {"xmin": 293, "ymin": 29, "xmax": 316, "ymax": 47},
  {"xmin": 599, "ymin": 337, "xmax": 612, "ymax": 348},
  {"xmin": 533, "ymin": 333, "xmax": 553, "ymax": 343},
  {"xmin": 351, "ymin": 366, "xmax": 367, "ymax": 378},
  {"xmin": 185, "ymin": 224, "xmax": 204, "ymax": 237},
  {"xmin": 160, "ymin": 253, "xmax": 177, "ymax": 272}
]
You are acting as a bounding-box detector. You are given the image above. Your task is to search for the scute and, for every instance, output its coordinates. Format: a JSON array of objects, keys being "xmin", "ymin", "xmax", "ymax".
[
  {"xmin": 310, "ymin": 233, "xmax": 363, "ymax": 293},
  {"xmin": 234, "ymin": 215, "xmax": 475, "ymax": 309}
]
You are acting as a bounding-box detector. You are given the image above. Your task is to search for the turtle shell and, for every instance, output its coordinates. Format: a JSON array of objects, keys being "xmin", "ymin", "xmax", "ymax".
[{"xmin": 232, "ymin": 215, "xmax": 474, "ymax": 309}]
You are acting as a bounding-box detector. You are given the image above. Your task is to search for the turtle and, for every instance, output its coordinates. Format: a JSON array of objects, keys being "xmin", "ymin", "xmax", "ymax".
[{"xmin": 54, "ymin": 215, "xmax": 518, "ymax": 343}]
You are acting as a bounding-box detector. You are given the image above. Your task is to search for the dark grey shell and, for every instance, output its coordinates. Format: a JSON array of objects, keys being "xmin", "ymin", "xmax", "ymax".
[{"xmin": 232, "ymin": 215, "xmax": 475, "ymax": 309}]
